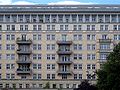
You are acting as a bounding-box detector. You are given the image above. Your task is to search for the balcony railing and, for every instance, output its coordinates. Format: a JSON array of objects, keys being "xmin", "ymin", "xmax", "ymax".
[
  {"xmin": 57, "ymin": 50, "xmax": 72, "ymax": 55},
  {"xmin": 16, "ymin": 68, "xmax": 32, "ymax": 75},
  {"xmin": 99, "ymin": 39, "xmax": 112, "ymax": 43},
  {"xmin": 16, "ymin": 60, "xmax": 32, "ymax": 64},
  {"xmin": 16, "ymin": 49, "xmax": 32, "ymax": 55},
  {"xmin": 99, "ymin": 59, "xmax": 107, "ymax": 63},
  {"xmin": 16, "ymin": 38, "xmax": 32, "ymax": 45},
  {"xmin": 57, "ymin": 70, "xmax": 73, "ymax": 75},
  {"xmin": 56, "ymin": 38, "xmax": 72, "ymax": 45},
  {"xmin": 98, "ymin": 49, "xmax": 113, "ymax": 53},
  {"xmin": 57, "ymin": 61, "xmax": 72, "ymax": 65}
]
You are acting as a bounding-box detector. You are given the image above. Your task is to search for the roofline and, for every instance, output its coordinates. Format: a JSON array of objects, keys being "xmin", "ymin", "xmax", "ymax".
[{"xmin": 0, "ymin": 4, "xmax": 120, "ymax": 7}]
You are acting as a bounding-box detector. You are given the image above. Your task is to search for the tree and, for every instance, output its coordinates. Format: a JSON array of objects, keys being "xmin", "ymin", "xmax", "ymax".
[
  {"xmin": 97, "ymin": 42, "xmax": 120, "ymax": 90},
  {"xmin": 43, "ymin": 82, "xmax": 50, "ymax": 89},
  {"xmin": 74, "ymin": 80, "xmax": 97, "ymax": 90}
]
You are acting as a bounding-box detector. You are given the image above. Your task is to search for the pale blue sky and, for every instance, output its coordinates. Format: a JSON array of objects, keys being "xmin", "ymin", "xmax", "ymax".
[
  {"xmin": 1, "ymin": 0, "xmax": 120, "ymax": 5},
  {"xmin": 13, "ymin": 0, "xmax": 120, "ymax": 4}
]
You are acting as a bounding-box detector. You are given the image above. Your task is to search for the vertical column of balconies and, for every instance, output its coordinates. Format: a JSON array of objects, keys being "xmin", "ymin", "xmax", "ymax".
[
  {"xmin": 57, "ymin": 40, "xmax": 73, "ymax": 75},
  {"xmin": 98, "ymin": 38, "xmax": 112, "ymax": 63},
  {"xmin": 16, "ymin": 37, "xmax": 32, "ymax": 75}
]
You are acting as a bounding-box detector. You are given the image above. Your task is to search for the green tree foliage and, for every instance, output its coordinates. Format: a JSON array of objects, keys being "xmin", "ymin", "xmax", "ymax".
[
  {"xmin": 74, "ymin": 80, "xmax": 97, "ymax": 90},
  {"xmin": 97, "ymin": 42, "xmax": 120, "ymax": 90},
  {"xmin": 43, "ymin": 82, "xmax": 50, "ymax": 89}
]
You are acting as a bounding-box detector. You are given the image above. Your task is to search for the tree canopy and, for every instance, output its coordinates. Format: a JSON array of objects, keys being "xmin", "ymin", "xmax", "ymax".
[{"xmin": 97, "ymin": 42, "xmax": 120, "ymax": 90}]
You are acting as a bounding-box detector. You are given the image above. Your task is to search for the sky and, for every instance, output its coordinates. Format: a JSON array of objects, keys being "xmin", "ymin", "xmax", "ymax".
[{"xmin": 0, "ymin": 0, "xmax": 120, "ymax": 5}]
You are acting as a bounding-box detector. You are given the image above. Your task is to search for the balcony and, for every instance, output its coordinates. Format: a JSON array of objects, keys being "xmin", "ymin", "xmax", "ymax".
[
  {"xmin": 99, "ymin": 39, "xmax": 112, "ymax": 43},
  {"xmin": 16, "ymin": 38, "xmax": 32, "ymax": 45},
  {"xmin": 57, "ymin": 61, "xmax": 72, "ymax": 65},
  {"xmin": 57, "ymin": 50, "xmax": 72, "ymax": 55},
  {"xmin": 57, "ymin": 41, "xmax": 72, "ymax": 45},
  {"xmin": 16, "ymin": 60, "xmax": 32, "ymax": 64},
  {"xmin": 57, "ymin": 70, "xmax": 73, "ymax": 75},
  {"xmin": 16, "ymin": 50, "xmax": 32, "ymax": 55},
  {"xmin": 98, "ymin": 49, "xmax": 113, "ymax": 53},
  {"xmin": 16, "ymin": 68, "xmax": 32, "ymax": 75},
  {"xmin": 99, "ymin": 59, "xmax": 107, "ymax": 63}
]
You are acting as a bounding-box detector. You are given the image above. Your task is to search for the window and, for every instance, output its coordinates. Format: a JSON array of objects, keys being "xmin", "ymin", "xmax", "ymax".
[
  {"xmin": 21, "ymin": 75, "xmax": 26, "ymax": 79},
  {"xmin": 73, "ymin": 25, "xmax": 77, "ymax": 30},
  {"xmin": 0, "ymin": 35, "xmax": 1, "ymax": 40},
  {"xmin": 79, "ymin": 74, "xmax": 82, "ymax": 79},
  {"xmin": 38, "ymin": 25, "xmax": 42, "ymax": 30},
  {"xmin": 114, "ymin": 35, "xmax": 120, "ymax": 40},
  {"xmin": 111, "ymin": 15, "xmax": 117, "ymax": 22},
  {"xmin": 62, "ymin": 75, "xmax": 67, "ymax": 79},
  {"xmin": 47, "ymin": 54, "xmax": 50, "ymax": 60},
  {"xmin": 38, "ymin": 64, "xmax": 41, "ymax": 69},
  {"xmin": 33, "ymin": 34, "xmax": 41, "ymax": 40},
  {"xmin": 33, "ymin": 64, "xmax": 37, "ymax": 69},
  {"xmin": 47, "ymin": 25, "xmax": 50, "ymax": 30},
  {"xmin": 87, "ymin": 25, "xmax": 90, "ymax": 30},
  {"xmin": 65, "ymin": 25, "xmax": 68, "ymax": 30},
  {"xmin": 7, "ymin": 25, "xmax": 10, "ymax": 30},
  {"xmin": 47, "ymin": 54, "xmax": 55, "ymax": 60},
  {"xmin": 74, "ymin": 34, "xmax": 82, "ymax": 40},
  {"xmin": 0, "ymin": 54, "xmax": 2, "ymax": 60},
  {"xmin": 0, "ymin": 64, "xmax": 1, "ymax": 69},
  {"xmin": 33, "ymin": 44, "xmax": 41, "ymax": 50},
  {"xmin": 6, "ymin": 54, "xmax": 15, "ymax": 60},
  {"xmin": 92, "ymin": 64, "xmax": 96, "ymax": 69},
  {"xmin": 52, "ymin": 74, "xmax": 55, "ymax": 79},
  {"xmin": 113, "ymin": 25, "xmax": 117, "ymax": 30},
  {"xmin": 33, "ymin": 74, "xmax": 41, "ymax": 79},
  {"xmin": 74, "ymin": 74, "xmax": 77, "ymax": 79},
  {"xmin": 38, "ymin": 54, "xmax": 41, "ymax": 60},
  {"xmin": 6, "ymin": 64, "xmax": 10, "ymax": 69},
  {"xmin": 100, "ymin": 53, "xmax": 108, "ymax": 60},
  {"xmin": 74, "ymin": 64, "xmax": 77, "ymax": 69},
  {"xmin": 87, "ymin": 64, "xmax": 91, "ymax": 69},
  {"xmin": 6, "ymin": 34, "xmax": 15, "ymax": 40},
  {"xmin": 33, "ymin": 25, "xmax": 37, "ymax": 31},
  {"xmin": 6, "ymin": 44, "xmax": 15, "ymax": 50},
  {"xmin": 33, "ymin": 74, "xmax": 37, "ymax": 79},
  {"xmin": 0, "ymin": 74, "xmax": 1, "ymax": 79},
  {"xmin": 60, "ymin": 25, "xmax": 64, "ymax": 30},
  {"xmin": 73, "ymin": 54, "xmax": 82, "ymax": 60},
  {"xmin": 78, "ymin": 15, "xmax": 83, "ymax": 22},
  {"xmin": 85, "ymin": 15, "xmax": 90, "ymax": 22},
  {"xmin": 6, "ymin": 74, "xmax": 10, "ymax": 79},
  {"xmin": 87, "ymin": 54, "xmax": 96, "ymax": 60},
  {"xmin": 92, "ymin": 15, "xmax": 96, "ymax": 22},
  {"xmin": 102, "ymin": 34, "xmax": 107, "ymax": 39},
  {"xmin": 6, "ymin": 73, "xmax": 15, "ymax": 79},
  {"xmin": 38, "ymin": 74, "xmax": 41, "ymax": 79},
  {"xmin": 12, "ymin": 25, "xmax": 15, "ymax": 31},
  {"xmin": 52, "ymin": 25, "xmax": 55, "ymax": 30},
  {"xmin": 33, "ymin": 64, "xmax": 41, "ymax": 69},
  {"xmin": 78, "ymin": 64, "xmax": 82, "ymax": 69},
  {"xmin": 87, "ymin": 44, "xmax": 96, "ymax": 50},
  {"xmin": 47, "ymin": 64, "xmax": 50, "ymax": 69},
  {"xmin": 47, "ymin": 44, "xmax": 55, "ymax": 50},
  {"xmin": 100, "ymin": 25, "xmax": 104, "ymax": 31},
  {"xmin": 47, "ymin": 74, "xmax": 50, "ymax": 79},
  {"xmin": 52, "ymin": 64, "xmax": 55, "ymax": 69},
  {"xmin": 73, "ymin": 44, "xmax": 82, "ymax": 50},
  {"xmin": 87, "ymin": 34, "xmax": 96, "ymax": 40},
  {"xmin": 92, "ymin": 25, "xmax": 95, "ymax": 30},
  {"xmin": 100, "ymin": 44, "xmax": 110, "ymax": 49},
  {"xmin": 47, "ymin": 34, "xmax": 55, "ymax": 40},
  {"xmin": 20, "ymin": 25, "xmax": 23, "ymax": 31}
]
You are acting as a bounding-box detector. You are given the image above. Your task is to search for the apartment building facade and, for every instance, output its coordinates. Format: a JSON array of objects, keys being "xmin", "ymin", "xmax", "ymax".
[{"xmin": 0, "ymin": 5, "xmax": 119, "ymax": 89}]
